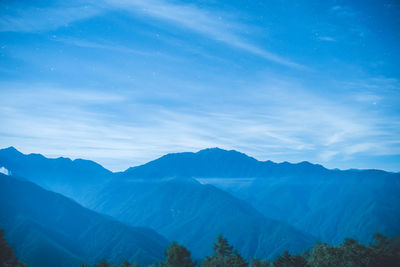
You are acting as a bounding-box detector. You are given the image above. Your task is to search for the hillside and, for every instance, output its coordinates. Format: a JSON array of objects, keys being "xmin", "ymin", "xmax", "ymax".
[
  {"xmin": 1, "ymin": 147, "xmax": 399, "ymax": 261},
  {"xmin": 120, "ymin": 148, "xmax": 400, "ymax": 245},
  {"xmin": 87, "ymin": 176, "xmax": 315, "ymax": 260},
  {"xmin": 0, "ymin": 147, "xmax": 112, "ymax": 204},
  {"xmin": 0, "ymin": 173, "xmax": 168, "ymax": 267}
]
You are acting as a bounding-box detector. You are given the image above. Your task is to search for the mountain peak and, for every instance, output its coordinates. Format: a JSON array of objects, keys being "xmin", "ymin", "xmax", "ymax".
[
  {"xmin": 196, "ymin": 147, "xmax": 254, "ymax": 159},
  {"xmin": 2, "ymin": 146, "xmax": 21, "ymax": 154},
  {"xmin": 197, "ymin": 147, "xmax": 238, "ymax": 154},
  {"xmin": 0, "ymin": 147, "xmax": 24, "ymax": 159},
  {"xmin": 197, "ymin": 147, "xmax": 226, "ymax": 152}
]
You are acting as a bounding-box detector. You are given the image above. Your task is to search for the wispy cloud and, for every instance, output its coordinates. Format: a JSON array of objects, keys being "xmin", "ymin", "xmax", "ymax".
[
  {"xmin": 331, "ymin": 5, "xmax": 357, "ymax": 17},
  {"xmin": 103, "ymin": 0, "xmax": 303, "ymax": 68},
  {"xmin": 1, "ymin": 73, "xmax": 399, "ymax": 171},
  {"xmin": 0, "ymin": 0, "xmax": 302, "ymax": 68},
  {"xmin": 0, "ymin": 0, "xmax": 399, "ymax": 172},
  {"xmin": 318, "ymin": 36, "xmax": 336, "ymax": 42},
  {"xmin": 56, "ymin": 37, "xmax": 181, "ymax": 63}
]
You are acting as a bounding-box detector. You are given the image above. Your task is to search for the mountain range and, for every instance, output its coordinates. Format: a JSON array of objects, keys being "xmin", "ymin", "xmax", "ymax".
[
  {"xmin": 0, "ymin": 146, "xmax": 399, "ymax": 266},
  {"xmin": 0, "ymin": 173, "xmax": 168, "ymax": 267},
  {"xmin": 87, "ymin": 176, "xmax": 314, "ymax": 259},
  {"xmin": 0, "ymin": 146, "xmax": 112, "ymax": 204},
  {"xmin": 119, "ymin": 148, "xmax": 400, "ymax": 244}
]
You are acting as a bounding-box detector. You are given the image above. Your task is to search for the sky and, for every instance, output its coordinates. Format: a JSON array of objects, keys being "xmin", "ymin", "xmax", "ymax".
[{"xmin": 0, "ymin": 0, "xmax": 399, "ymax": 172}]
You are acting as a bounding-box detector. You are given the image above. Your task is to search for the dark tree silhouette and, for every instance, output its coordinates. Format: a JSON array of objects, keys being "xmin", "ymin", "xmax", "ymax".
[
  {"xmin": 202, "ymin": 235, "xmax": 248, "ymax": 267},
  {"xmin": 273, "ymin": 251, "xmax": 307, "ymax": 267},
  {"xmin": 161, "ymin": 241, "xmax": 196, "ymax": 267},
  {"xmin": 0, "ymin": 229, "xmax": 25, "ymax": 267}
]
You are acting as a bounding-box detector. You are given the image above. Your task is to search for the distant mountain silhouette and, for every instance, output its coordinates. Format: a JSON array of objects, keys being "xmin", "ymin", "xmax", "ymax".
[
  {"xmin": 0, "ymin": 146, "xmax": 112, "ymax": 204},
  {"xmin": 123, "ymin": 147, "xmax": 327, "ymax": 179},
  {"xmin": 121, "ymin": 147, "xmax": 400, "ymax": 245},
  {"xmin": 0, "ymin": 173, "xmax": 168, "ymax": 267},
  {"xmin": 1, "ymin": 146, "xmax": 399, "ymax": 261}
]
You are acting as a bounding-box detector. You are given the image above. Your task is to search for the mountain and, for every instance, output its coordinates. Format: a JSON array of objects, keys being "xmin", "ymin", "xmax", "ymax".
[
  {"xmin": 87, "ymin": 176, "xmax": 315, "ymax": 260},
  {"xmin": 123, "ymin": 147, "xmax": 271, "ymax": 179},
  {"xmin": 122, "ymin": 147, "xmax": 328, "ymax": 183},
  {"xmin": 232, "ymin": 167, "xmax": 400, "ymax": 245},
  {"xmin": 0, "ymin": 146, "xmax": 112, "ymax": 204},
  {"xmin": 0, "ymin": 147, "xmax": 315, "ymax": 260},
  {"xmin": 2, "ymin": 146, "xmax": 399, "ymax": 261},
  {"xmin": 121, "ymin": 148, "xmax": 400, "ymax": 245},
  {"xmin": 0, "ymin": 173, "xmax": 168, "ymax": 267}
]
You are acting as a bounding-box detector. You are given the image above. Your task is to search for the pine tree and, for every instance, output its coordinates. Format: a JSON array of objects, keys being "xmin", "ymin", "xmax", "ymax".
[
  {"xmin": 213, "ymin": 235, "xmax": 233, "ymax": 258},
  {"xmin": 94, "ymin": 260, "xmax": 113, "ymax": 267},
  {"xmin": 226, "ymin": 250, "xmax": 248, "ymax": 267},
  {"xmin": 274, "ymin": 250, "xmax": 308, "ymax": 267},
  {"xmin": 201, "ymin": 235, "xmax": 248, "ymax": 267},
  {"xmin": 161, "ymin": 241, "xmax": 196, "ymax": 267}
]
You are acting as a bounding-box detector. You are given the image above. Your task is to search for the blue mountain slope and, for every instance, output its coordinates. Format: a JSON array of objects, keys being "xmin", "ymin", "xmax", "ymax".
[
  {"xmin": 2, "ymin": 146, "xmax": 399, "ymax": 261},
  {"xmin": 122, "ymin": 148, "xmax": 400, "ymax": 245},
  {"xmin": 124, "ymin": 148, "xmax": 270, "ymax": 178},
  {"xmin": 0, "ymin": 147, "xmax": 112, "ymax": 204},
  {"xmin": 123, "ymin": 147, "xmax": 328, "ymax": 181},
  {"xmin": 240, "ymin": 168, "xmax": 400, "ymax": 244},
  {"xmin": 87, "ymin": 177, "xmax": 315, "ymax": 260},
  {"xmin": 0, "ymin": 173, "xmax": 168, "ymax": 267}
]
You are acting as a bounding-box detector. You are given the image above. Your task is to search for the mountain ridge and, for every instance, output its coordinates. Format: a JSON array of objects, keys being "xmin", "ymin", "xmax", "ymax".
[
  {"xmin": 0, "ymin": 173, "xmax": 168, "ymax": 267},
  {"xmin": 1, "ymin": 146, "xmax": 399, "ymax": 262},
  {"xmin": 86, "ymin": 175, "xmax": 316, "ymax": 260},
  {"xmin": 0, "ymin": 147, "xmax": 113, "ymax": 204},
  {"xmin": 2, "ymin": 146, "xmax": 394, "ymax": 174}
]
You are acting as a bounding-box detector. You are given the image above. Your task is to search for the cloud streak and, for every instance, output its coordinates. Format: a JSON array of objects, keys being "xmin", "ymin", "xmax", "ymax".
[
  {"xmin": 0, "ymin": 0, "xmax": 399, "ymax": 172},
  {"xmin": 1, "ymin": 75, "xmax": 399, "ymax": 171},
  {"xmin": 103, "ymin": 0, "xmax": 303, "ymax": 68},
  {"xmin": 318, "ymin": 36, "xmax": 336, "ymax": 42},
  {"xmin": 0, "ymin": 0, "xmax": 302, "ymax": 68}
]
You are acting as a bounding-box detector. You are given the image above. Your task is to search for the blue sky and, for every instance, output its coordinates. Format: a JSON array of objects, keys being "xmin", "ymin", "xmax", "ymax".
[{"xmin": 0, "ymin": 0, "xmax": 399, "ymax": 171}]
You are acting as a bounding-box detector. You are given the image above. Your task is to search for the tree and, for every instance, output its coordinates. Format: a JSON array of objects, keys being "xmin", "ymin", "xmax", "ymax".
[
  {"xmin": 226, "ymin": 250, "xmax": 248, "ymax": 267},
  {"xmin": 308, "ymin": 243, "xmax": 342, "ymax": 267},
  {"xmin": 273, "ymin": 251, "xmax": 308, "ymax": 267},
  {"xmin": 369, "ymin": 233, "xmax": 400, "ymax": 267},
  {"xmin": 274, "ymin": 251, "xmax": 293, "ymax": 267},
  {"xmin": 0, "ymin": 229, "xmax": 25, "ymax": 267},
  {"xmin": 291, "ymin": 255, "xmax": 308, "ymax": 267},
  {"xmin": 340, "ymin": 238, "xmax": 372, "ymax": 266},
  {"xmin": 161, "ymin": 242, "xmax": 196, "ymax": 267},
  {"xmin": 120, "ymin": 261, "xmax": 140, "ymax": 267},
  {"xmin": 251, "ymin": 233, "xmax": 399, "ymax": 267},
  {"xmin": 214, "ymin": 235, "xmax": 233, "ymax": 258},
  {"xmin": 250, "ymin": 259, "xmax": 271, "ymax": 267},
  {"xmin": 201, "ymin": 235, "xmax": 248, "ymax": 267},
  {"xmin": 94, "ymin": 260, "xmax": 114, "ymax": 267},
  {"xmin": 308, "ymin": 238, "xmax": 374, "ymax": 267}
]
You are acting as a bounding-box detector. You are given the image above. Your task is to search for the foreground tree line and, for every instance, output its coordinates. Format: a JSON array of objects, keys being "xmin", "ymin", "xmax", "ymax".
[
  {"xmin": 89, "ymin": 233, "xmax": 400, "ymax": 267},
  {"xmin": 1, "ymin": 229, "xmax": 399, "ymax": 267}
]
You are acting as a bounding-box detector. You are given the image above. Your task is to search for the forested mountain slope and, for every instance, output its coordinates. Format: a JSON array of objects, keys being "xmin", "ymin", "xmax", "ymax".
[{"xmin": 0, "ymin": 173, "xmax": 168, "ymax": 267}]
